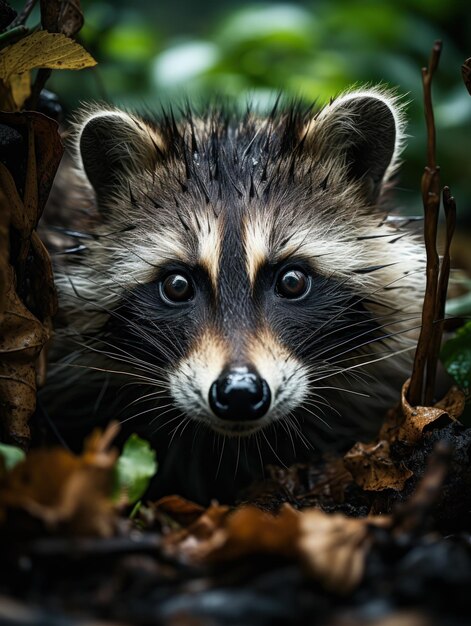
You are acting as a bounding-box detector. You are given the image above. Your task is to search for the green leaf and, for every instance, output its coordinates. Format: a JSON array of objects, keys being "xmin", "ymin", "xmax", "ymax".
[
  {"xmin": 114, "ymin": 434, "xmax": 157, "ymax": 504},
  {"xmin": 441, "ymin": 321, "xmax": 471, "ymax": 393},
  {"xmin": 0, "ymin": 442, "xmax": 25, "ymax": 471}
]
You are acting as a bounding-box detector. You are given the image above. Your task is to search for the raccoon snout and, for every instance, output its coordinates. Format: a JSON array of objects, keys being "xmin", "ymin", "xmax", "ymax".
[{"xmin": 209, "ymin": 366, "xmax": 271, "ymax": 421}]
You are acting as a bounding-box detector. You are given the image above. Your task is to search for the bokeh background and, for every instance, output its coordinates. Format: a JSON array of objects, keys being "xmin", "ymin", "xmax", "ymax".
[{"xmin": 12, "ymin": 0, "xmax": 471, "ymax": 226}]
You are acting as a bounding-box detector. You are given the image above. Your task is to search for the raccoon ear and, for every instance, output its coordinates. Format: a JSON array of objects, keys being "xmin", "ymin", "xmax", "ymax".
[
  {"xmin": 307, "ymin": 91, "xmax": 404, "ymax": 202},
  {"xmin": 78, "ymin": 110, "xmax": 161, "ymax": 199}
]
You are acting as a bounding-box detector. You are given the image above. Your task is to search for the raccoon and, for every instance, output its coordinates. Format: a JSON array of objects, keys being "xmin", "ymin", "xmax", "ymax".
[{"xmin": 42, "ymin": 88, "xmax": 424, "ymax": 503}]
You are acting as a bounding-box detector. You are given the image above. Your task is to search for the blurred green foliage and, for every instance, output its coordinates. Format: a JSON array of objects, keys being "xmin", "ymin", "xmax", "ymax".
[{"xmin": 11, "ymin": 0, "xmax": 471, "ymax": 218}]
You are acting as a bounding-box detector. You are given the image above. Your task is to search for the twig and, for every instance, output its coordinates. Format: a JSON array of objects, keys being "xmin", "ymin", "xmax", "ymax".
[
  {"xmin": 424, "ymin": 188, "xmax": 457, "ymax": 404},
  {"xmin": 8, "ymin": 0, "xmax": 37, "ymax": 29},
  {"xmin": 408, "ymin": 41, "xmax": 443, "ymax": 406}
]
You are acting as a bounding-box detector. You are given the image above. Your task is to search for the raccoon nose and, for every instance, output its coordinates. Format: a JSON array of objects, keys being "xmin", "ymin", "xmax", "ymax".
[{"xmin": 209, "ymin": 366, "xmax": 271, "ymax": 421}]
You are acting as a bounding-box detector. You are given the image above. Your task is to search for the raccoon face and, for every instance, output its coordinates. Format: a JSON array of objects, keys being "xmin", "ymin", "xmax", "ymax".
[{"xmin": 64, "ymin": 89, "xmax": 421, "ymax": 441}]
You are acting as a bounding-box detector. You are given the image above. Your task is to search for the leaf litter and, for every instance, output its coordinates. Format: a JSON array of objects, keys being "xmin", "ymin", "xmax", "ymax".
[{"xmin": 0, "ymin": 3, "xmax": 471, "ymax": 624}]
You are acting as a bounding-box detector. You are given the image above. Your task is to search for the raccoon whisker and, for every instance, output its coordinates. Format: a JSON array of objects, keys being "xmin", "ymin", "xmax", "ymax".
[
  {"xmin": 63, "ymin": 280, "xmax": 184, "ymax": 364},
  {"xmin": 288, "ymin": 268, "xmax": 424, "ymax": 360},
  {"xmin": 93, "ymin": 373, "xmax": 111, "ymax": 414},
  {"xmin": 329, "ymin": 347, "xmax": 404, "ymax": 366},
  {"xmin": 260, "ymin": 428, "xmax": 288, "ymax": 469},
  {"xmin": 120, "ymin": 379, "xmax": 170, "ymax": 394},
  {"xmin": 64, "ymin": 288, "xmax": 184, "ymax": 366},
  {"xmin": 298, "ymin": 310, "xmax": 421, "ymax": 363},
  {"xmin": 178, "ymin": 415, "xmax": 193, "ymax": 439},
  {"xmin": 57, "ymin": 362, "xmax": 165, "ymax": 385},
  {"xmin": 70, "ymin": 340, "xmax": 170, "ymax": 382},
  {"xmin": 309, "ymin": 384, "xmax": 371, "ymax": 398},
  {"xmin": 254, "ymin": 431, "xmax": 264, "ymax": 475},
  {"xmin": 278, "ymin": 418, "xmax": 297, "ymax": 456},
  {"xmin": 311, "ymin": 345, "xmax": 415, "ymax": 385},
  {"xmin": 299, "ymin": 404, "xmax": 332, "ymax": 431},
  {"xmin": 120, "ymin": 402, "xmax": 173, "ymax": 425},
  {"xmin": 151, "ymin": 408, "xmax": 185, "ymax": 433},
  {"xmin": 315, "ymin": 320, "xmax": 423, "ymax": 364},
  {"xmin": 191, "ymin": 422, "xmax": 203, "ymax": 453},
  {"xmin": 118, "ymin": 389, "xmax": 170, "ymax": 412},
  {"xmin": 284, "ymin": 414, "xmax": 313, "ymax": 451},
  {"xmin": 303, "ymin": 395, "xmax": 341, "ymax": 417},
  {"xmin": 168, "ymin": 414, "xmax": 191, "ymax": 444},
  {"xmin": 215, "ymin": 435, "xmax": 226, "ymax": 478},
  {"xmin": 73, "ymin": 328, "xmax": 178, "ymax": 378},
  {"xmin": 234, "ymin": 437, "xmax": 241, "ymax": 477},
  {"xmin": 70, "ymin": 335, "xmax": 170, "ymax": 378},
  {"xmin": 301, "ymin": 397, "xmax": 331, "ymax": 420},
  {"xmin": 297, "ymin": 308, "xmax": 422, "ymax": 357}
]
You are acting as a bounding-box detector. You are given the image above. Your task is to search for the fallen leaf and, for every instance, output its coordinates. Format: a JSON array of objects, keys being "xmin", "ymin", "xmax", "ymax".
[
  {"xmin": 0, "ymin": 423, "xmax": 119, "ymax": 537},
  {"xmin": 299, "ymin": 510, "xmax": 390, "ymax": 593},
  {"xmin": 344, "ymin": 440, "xmax": 413, "ymax": 492},
  {"xmin": 152, "ymin": 495, "xmax": 206, "ymax": 527},
  {"xmin": 189, "ymin": 504, "xmax": 300, "ymax": 563},
  {"xmin": 164, "ymin": 502, "xmax": 231, "ymax": 557},
  {"xmin": 40, "ymin": 0, "xmax": 84, "ymax": 37},
  {"xmin": 0, "ymin": 265, "xmax": 49, "ymax": 446},
  {"xmin": 378, "ymin": 380, "xmax": 464, "ymax": 446},
  {"xmin": 0, "ymin": 112, "xmax": 62, "ymax": 444},
  {"xmin": 0, "ymin": 187, "xmax": 8, "ymax": 315},
  {"xmin": 163, "ymin": 500, "xmax": 387, "ymax": 594},
  {"xmin": 0, "ymin": 31, "xmax": 96, "ymax": 83}
]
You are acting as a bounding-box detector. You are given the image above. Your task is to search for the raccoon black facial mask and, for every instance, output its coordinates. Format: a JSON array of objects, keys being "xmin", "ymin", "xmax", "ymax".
[{"xmin": 45, "ymin": 89, "xmax": 423, "ymax": 502}]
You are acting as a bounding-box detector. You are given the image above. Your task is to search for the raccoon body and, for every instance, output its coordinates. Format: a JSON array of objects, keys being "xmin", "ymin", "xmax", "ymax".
[{"xmin": 43, "ymin": 89, "xmax": 424, "ymax": 503}]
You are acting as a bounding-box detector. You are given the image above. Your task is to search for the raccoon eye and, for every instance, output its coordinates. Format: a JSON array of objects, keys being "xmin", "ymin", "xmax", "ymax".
[
  {"xmin": 276, "ymin": 268, "xmax": 310, "ymax": 300},
  {"xmin": 160, "ymin": 273, "xmax": 194, "ymax": 304}
]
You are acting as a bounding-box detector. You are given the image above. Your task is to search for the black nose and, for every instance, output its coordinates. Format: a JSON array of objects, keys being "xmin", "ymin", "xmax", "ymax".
[{"xmin": 209, "ymin": 366, "xmax": 271, "ymax": 421}]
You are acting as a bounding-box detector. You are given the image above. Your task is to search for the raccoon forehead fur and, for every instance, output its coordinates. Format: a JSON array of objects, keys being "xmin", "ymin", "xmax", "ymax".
[
  {"xmin": 59, "ymin": 88, "xmax": 416, "ymax": 323},
  {"xmin": 46, "ymin": 87, "xmax": 424, "ymax": 501}
]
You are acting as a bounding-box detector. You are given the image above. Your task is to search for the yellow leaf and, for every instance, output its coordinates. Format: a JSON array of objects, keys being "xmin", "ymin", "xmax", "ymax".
[
  {"xmin": 9, "ymin": 71, "xmax": 31, "ymax": 109},
  {"xmin": 0, "ymin": 31, "xmax": 96, "ymax": 82}
]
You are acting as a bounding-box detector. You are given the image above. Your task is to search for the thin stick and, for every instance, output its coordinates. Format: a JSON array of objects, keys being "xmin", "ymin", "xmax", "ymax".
[
  {"xmin": 408, "ymin": 40, "xmax": 442, "ymax": 406},
  {"xmin": 424, "ymin": 187, "xmax": 457, "ymax": 404},
  {"xmin": 8, "ymin": 0, "xmax": 37, "ymax": 29}
]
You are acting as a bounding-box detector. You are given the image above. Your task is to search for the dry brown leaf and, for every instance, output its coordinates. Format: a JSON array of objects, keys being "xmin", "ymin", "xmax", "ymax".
[
  {"xmin": 378, "ymin": 380, "xmax": 464, "ymax": 446},
  {"xmin": 344, "ymin": 381, "xmax": 465, "ymax": 493},
  {"xmin": 163, "ymin": 500, "xmax": 387, "ymax": 594},
  {"xmin": 0, "ymin": 112, "xmax": 62, "ymax": 444},
  {"xmin": 0, "ymin": 188, "xmax": 8, "ymax": 316},
  {"xmin": 164, "ymin": 503, "xmax": 300, "ymax": 566},
  {"xmin": 153, "ymin": 495, "xmax": 206, "ymax": 528},
  {"xmin": 0, "ymin": 423, "xmax": 119, "ymax": 536},
  {"xmin": 40, "ymin": 0, "xmax": 84, "ymax": 37},
  {"xmin": 59, "ymin": 0, "xmax": 84, "ymax": 37},
  {"xmin": 164, "ymin": 502, "xmax": 231, "ymax": 558},
  {"xmin": 0, "ymin": 266, "xmax": 49, "ymax": 446},
  {"xmin": 344, "ymin": 440, "xmax": 413, "ymax": 492},
  {"xmin": 433, "ymin": 385, "xmax": 466, "ymax": 419},
  {"xmin": 0, "ymin": 31, "xmax": 96, "ymax": 82},
  {"xmin": 299, "ymin": 510, "xmax": 390, "ymax": 593}
]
